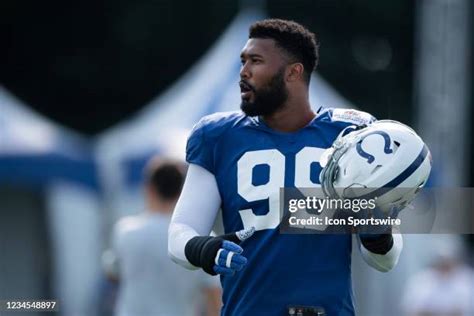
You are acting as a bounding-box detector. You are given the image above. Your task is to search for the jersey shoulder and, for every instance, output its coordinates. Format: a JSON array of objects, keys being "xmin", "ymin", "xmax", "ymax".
[
  {"xmin": 317, "ymin": 107, "xmax": 376, "ymax": 126},
  {"xmin": 186, "ymin": 111, "xmax": 248, "ymax": 172},
  {"xmin": 190, "ymin": 111, "xmax": 248, "ymax": 139}
]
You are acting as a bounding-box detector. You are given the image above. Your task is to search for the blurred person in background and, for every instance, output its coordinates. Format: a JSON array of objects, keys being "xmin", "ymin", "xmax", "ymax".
[
  {"xmin": 103, "ymin": 157, "xmax": 221, "ymax": 316},
  {"xmin": 402, "ymin": 235, "xmax": 474, "ymax": 316}
]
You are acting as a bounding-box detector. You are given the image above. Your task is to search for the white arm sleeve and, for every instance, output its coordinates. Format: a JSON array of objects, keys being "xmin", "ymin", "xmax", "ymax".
[
  {"xmin": 357, "ymin": 233, "xmax": 403, "ymax": 272},
  {"xmin": 168, "ymin": 164, "xmax": 222, "ymax": 269}
]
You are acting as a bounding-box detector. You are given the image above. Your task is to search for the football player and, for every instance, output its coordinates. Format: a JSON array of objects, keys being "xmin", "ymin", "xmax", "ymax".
[{"xmin": 168, "ymin": 19, "xmax": 403, "ymax": 315}]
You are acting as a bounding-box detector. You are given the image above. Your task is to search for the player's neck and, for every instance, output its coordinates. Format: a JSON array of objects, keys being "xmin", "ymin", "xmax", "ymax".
[{"xmin": 262, "ymin": 98, "xmax": 315, "ymax": 133}]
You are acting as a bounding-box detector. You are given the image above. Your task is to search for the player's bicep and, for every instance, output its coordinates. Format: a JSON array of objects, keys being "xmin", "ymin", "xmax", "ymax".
[{"xmin": 171, "ymin": 163, "xmax": 221, "ymax": 234}]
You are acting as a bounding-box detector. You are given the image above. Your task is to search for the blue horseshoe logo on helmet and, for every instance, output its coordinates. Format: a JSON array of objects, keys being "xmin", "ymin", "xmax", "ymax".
[{"xmin": 356, "ymin": 131, "xmax": 393, "ymax": 164}]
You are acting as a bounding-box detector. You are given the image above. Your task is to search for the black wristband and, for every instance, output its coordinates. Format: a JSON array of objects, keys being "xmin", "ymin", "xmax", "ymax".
[
  {"xmin": 184, "ymin": 232, "xmax": 244, "ymax": 275},
  {"xmin": 360, "ymin": 233, "xmax": 394, "ymax": 255},
  {"xmin": 185, "ymin": 236, "xmax": 223, "ymax": 275}
]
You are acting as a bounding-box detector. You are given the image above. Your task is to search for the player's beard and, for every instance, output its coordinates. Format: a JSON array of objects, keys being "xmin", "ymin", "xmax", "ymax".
[{"xmin": 240, "ymin": 68, "xmax": 288, "ymax": 117}]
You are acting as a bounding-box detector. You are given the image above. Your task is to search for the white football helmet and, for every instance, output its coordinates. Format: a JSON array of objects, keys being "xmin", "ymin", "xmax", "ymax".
[{"xmin": 319, "ymin": 120, "xmax": 432, "ymax": 215}]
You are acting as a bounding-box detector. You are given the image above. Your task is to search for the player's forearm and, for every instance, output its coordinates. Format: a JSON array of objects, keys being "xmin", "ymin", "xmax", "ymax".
[
  {"xmin": 168, "ymin": 164, "xmax": 222, "ymax": 268},
  {"xmin": 168, "ymin": 222, "xmax": 200, "ymax": 269},
  {"xmin": 358, "ymin": 233, "xmax": 403, "ymax": 272}
]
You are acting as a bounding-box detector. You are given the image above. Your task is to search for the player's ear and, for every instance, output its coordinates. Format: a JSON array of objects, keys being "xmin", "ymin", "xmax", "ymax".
[{"xmin": 286, "ymin": 63, "xmax": 304, "ymax": 82}]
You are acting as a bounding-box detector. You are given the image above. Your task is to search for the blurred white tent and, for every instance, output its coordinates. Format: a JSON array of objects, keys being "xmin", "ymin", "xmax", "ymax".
[
  {"xmin": 0, "ymin": 86, "xmax": 96, "ymax": 187},
  {"xmin": 95, "ymin": 9, "xmax": 353, "ymax": 223},
  {"xmin": 0, "ymin": 86, "xmax": 101, "ymax": 316}
]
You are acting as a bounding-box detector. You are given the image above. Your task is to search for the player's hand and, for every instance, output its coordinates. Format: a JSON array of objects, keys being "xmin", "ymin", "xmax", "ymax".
[
  {"xmin": 213, "ymin": 240, "xmax": 246, "ymax": 275},
  {"xmin": 185, "ymin": 227, "xmax": 255, "ymax": 276},
  {"xmin": 211, "ymin": 227, "xmax": 255, "ymax": 275}
]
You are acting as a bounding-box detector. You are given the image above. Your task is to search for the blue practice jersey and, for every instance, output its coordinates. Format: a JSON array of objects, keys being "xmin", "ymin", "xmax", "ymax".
[{"xmin": 186, "ymin": 107, "xmax": 375, "ymax": 315}]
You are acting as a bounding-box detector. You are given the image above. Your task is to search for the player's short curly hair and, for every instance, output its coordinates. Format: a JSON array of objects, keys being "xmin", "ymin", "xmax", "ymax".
[{"xmin": 249, "ymin": 19, "xmax": 319, "ymax": 84}]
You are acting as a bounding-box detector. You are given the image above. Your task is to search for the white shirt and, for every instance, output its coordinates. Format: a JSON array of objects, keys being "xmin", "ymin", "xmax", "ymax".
[
  {"xmin": 402, "ymin": 265, "xmax": 474, "ymax": 316},
  {"xmin": 113, "ymin": 212, "xmax": 219, "ymax": 316}
]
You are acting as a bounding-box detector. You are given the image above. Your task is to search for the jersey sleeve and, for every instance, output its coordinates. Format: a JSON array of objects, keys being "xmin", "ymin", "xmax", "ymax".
[
  {"xmin": 186, "ymin": 112, "xmax": 241, "ymax": 174},
  {"xmin": 186, "ymin": 118, "xmax": 215, "ymax": 174}
]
